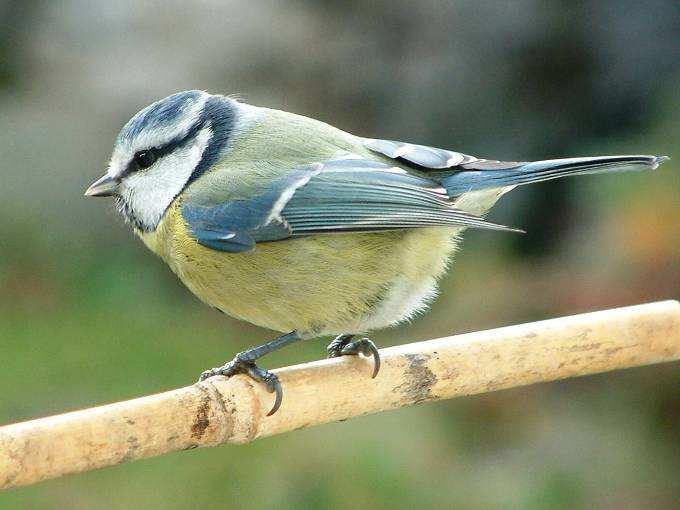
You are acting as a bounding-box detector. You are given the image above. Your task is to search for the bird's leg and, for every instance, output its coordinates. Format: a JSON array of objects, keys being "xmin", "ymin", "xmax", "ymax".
[
  {"xmin": 198, "ymin": 331, "xmax": 301, "ymax": 416},
  {"xmin": 326, "ymin": 334, "xmax": 381, "ymax": 378}
]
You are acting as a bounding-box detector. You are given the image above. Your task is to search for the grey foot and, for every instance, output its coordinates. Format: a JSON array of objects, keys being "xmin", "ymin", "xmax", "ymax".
[
  {"xmin": 199, "ymin": 355, "xmax": 283, "ymax": 416},
  {"xmin": 327, "ymin": 334, "xmax": 381, "ymax": 378}
]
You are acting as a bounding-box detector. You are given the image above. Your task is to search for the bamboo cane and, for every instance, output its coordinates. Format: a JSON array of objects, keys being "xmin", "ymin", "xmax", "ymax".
[{"xmin": 1, "ymin": 300, "xmax": 679, "ymax": 490}]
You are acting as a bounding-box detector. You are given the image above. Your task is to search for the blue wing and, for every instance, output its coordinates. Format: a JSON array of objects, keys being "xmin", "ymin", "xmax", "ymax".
[{"xmin": 181, "ymin": 158, "xmax": 519, "ymax": 253}]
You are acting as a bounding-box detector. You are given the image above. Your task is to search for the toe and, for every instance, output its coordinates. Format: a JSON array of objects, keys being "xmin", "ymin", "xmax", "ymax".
[{"xmin": 198, "ymin": 369, "xmax": 217, "ymax": 382}]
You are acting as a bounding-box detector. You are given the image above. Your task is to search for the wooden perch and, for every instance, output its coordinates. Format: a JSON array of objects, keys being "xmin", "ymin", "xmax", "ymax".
[{"xmin": 1, "ymin": 300, "xmax": 679, "ymax": 490}]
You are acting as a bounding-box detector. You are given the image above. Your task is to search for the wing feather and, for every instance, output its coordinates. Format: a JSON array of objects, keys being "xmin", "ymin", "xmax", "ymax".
[
  {"xmin": 364, "ymin": 137, "xmax": 523, "ymax": 171},
  {"xmin": 181, "ymin": 158, "xmax": 520, "ymax": 253}
]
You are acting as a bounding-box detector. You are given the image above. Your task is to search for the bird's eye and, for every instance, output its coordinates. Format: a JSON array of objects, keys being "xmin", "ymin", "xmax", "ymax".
[{"xmin": 134, "ymin": 150, "xmax": 157, "ymax": 169}]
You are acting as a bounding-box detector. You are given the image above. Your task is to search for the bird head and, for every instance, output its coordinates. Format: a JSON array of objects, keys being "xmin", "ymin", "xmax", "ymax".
[{"xmin": 85, "ymin": 90, "xmax": 237, "ymax": 232}]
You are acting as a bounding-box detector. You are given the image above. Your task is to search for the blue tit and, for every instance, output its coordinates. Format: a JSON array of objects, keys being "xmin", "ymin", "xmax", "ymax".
[{"xmin": 85, "ymin": 90, "xmax": 667, "ymax": 414}]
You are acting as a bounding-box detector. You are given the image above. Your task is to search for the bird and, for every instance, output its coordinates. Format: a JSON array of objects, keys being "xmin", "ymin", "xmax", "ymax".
[{"xmin": 85, "ymin": 90, "xmax": 667, "ymax": 415}]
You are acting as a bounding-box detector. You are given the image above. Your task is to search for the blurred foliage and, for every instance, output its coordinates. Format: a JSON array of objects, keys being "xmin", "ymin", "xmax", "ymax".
[{"xmin": 0, "ymin": 0, "xmax": 678, "ymax": 508}]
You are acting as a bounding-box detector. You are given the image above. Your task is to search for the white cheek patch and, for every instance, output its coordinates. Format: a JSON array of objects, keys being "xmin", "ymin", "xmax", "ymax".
[{"xmin": 121, "ymin": 127, "xmax": 212, "ymax": 230}]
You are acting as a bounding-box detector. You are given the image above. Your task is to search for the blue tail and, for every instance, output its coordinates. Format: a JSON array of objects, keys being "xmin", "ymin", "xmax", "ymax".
[{"xmin": 442, "ymin": 155, "xmax": 668, "ymax": 196}]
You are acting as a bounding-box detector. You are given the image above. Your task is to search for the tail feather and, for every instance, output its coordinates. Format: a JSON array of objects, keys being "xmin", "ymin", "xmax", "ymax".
[{"xmin": 442, "ymin": 155, "xmax": 668, "ymax": 196}]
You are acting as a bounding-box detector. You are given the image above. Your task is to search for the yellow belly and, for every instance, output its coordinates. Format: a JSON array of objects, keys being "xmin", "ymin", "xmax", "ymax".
[{"xmin": 139, "ymin": 203, "xmax": 460, "ymax": 337}]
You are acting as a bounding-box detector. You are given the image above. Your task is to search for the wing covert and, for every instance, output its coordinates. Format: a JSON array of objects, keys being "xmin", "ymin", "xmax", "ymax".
[
  {"xmin": 181, "ymin": 164, "xmax": 322, "ymax": 251},
  {"xmin": 363, "ymin": 137, "xmax": 523, "ymax": 172}
]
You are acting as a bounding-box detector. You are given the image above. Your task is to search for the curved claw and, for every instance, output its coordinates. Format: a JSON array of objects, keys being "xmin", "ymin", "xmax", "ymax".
[
  {"xmin": 366, "ymin": 341, "xmax": 381, "ymax": 378},
  {"xmin": 200, "ymin": 359, "xmax": 284, "ymax": 416},
  {"xmin": 245, "ymin": 363, "xmax": 283, "ymax": 417},
  {"xmin": 266, "ymin": 378, "xmax": 284, "ymax": 416},
  {"xmin": 340, "ymin": 338, "xmax": 381, "ymax": 378}
]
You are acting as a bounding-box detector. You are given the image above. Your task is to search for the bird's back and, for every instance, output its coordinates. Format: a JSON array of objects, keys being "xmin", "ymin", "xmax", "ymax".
[{"xmin": 180, "ymin": 106, "xmax": 377, "ymax": 204}]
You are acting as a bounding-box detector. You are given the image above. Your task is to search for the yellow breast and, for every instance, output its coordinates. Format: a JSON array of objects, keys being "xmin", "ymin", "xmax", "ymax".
[{"xmin": 139, "ymin": 202, "xmax": 460, "ymax": 337}]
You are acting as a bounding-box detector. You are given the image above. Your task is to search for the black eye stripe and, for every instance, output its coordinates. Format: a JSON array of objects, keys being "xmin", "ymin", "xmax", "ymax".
[{"xmin": 122, "ymin": 119, "xmax": 206, "ymax": 177}]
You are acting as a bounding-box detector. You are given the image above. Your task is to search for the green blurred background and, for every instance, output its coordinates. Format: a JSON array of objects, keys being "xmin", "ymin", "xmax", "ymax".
[{"xmin": 1, "ymin": 1, "xmax": 678, "ymax": 508}]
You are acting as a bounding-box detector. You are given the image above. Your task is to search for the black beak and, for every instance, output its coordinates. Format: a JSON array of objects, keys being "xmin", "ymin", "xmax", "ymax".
[{"xmin": 84, "ymin": 174, "xmax": 119, "ymax": 197}]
